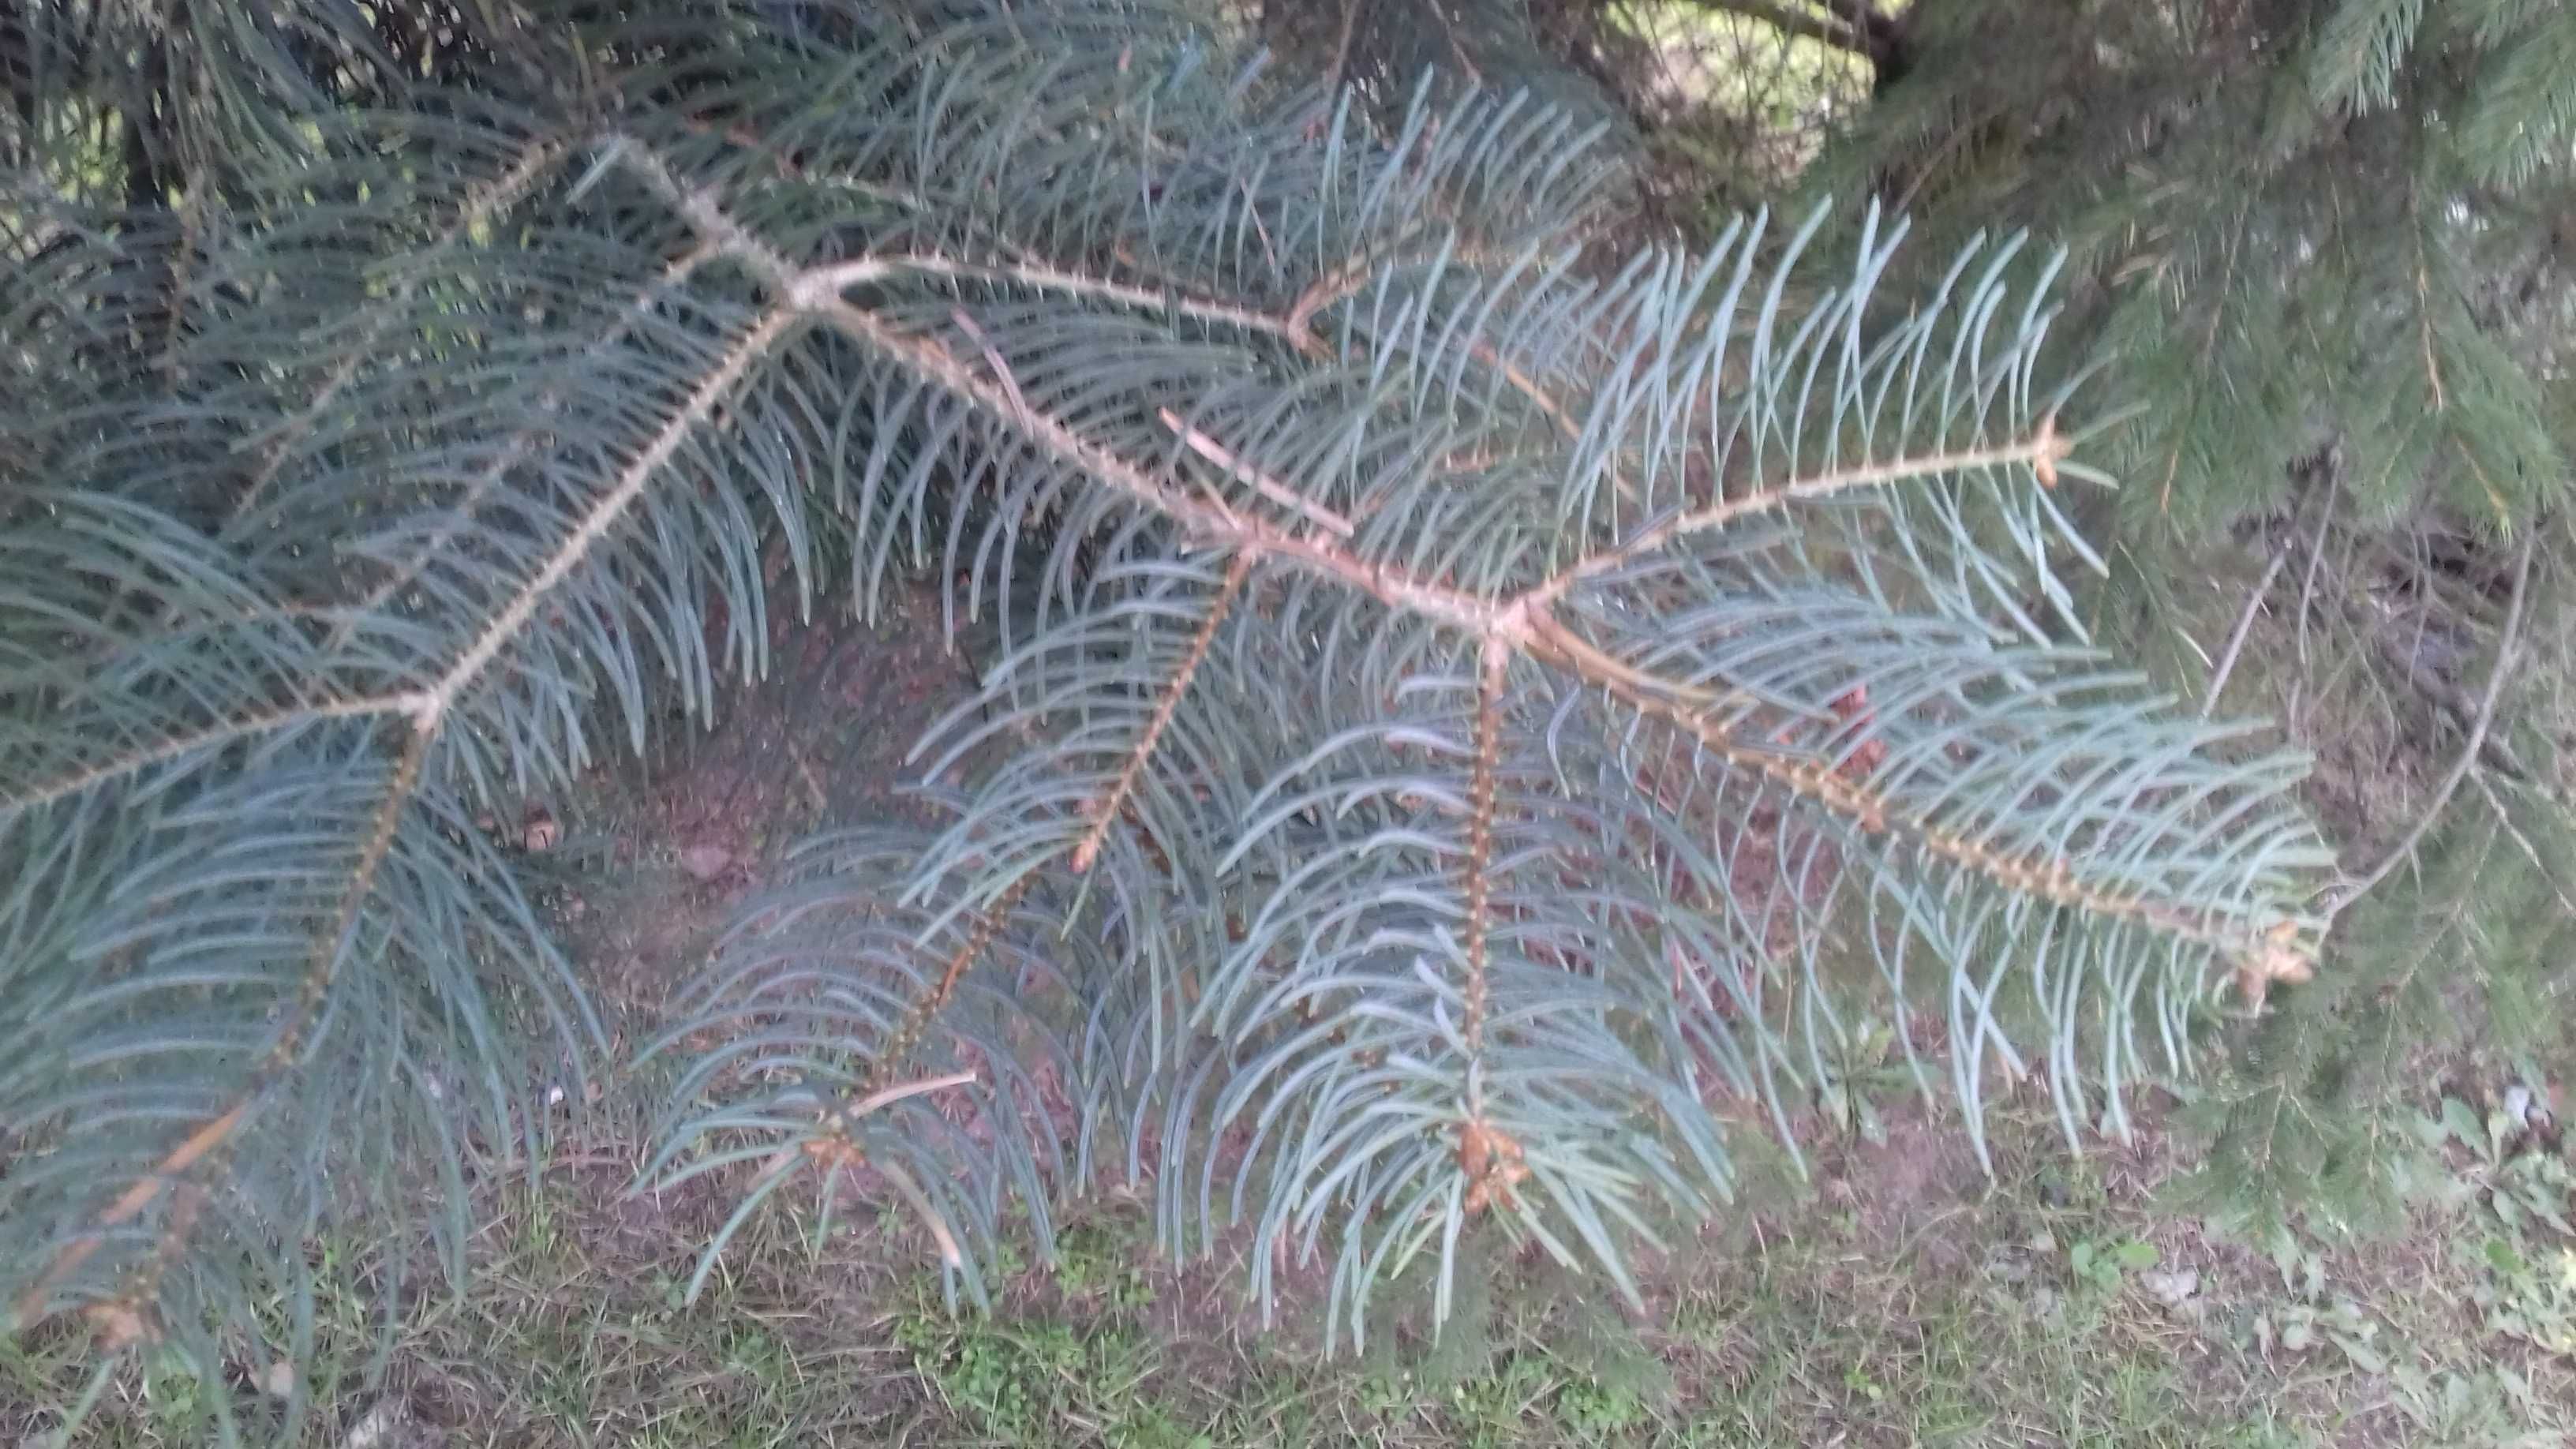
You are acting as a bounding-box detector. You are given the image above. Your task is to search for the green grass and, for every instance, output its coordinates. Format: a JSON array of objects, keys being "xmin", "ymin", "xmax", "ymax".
[{"xmin": 9, "ymin": 1083, "xmax": 2572, "ymax": 1447}]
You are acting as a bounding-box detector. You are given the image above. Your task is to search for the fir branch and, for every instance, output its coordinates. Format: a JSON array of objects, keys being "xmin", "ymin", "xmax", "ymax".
[
  {"xmin": 841, "ymin": 1069, "xmax": 981, "ymax": 1124},
  {"xmin": 1, "ymin": 6, "xmax": 2353, "ymax": 1363},
  {"xmin": 335, "ymin": 243, "xmax": 722, "ymax": 633},
  {"xmin": 1526, "ymin": 414, "xmax": 2073, "ymax": 606},
  {"xmin": 1069, "ymin": 550, "xmax": 1252, "ymax": 874},
  {"xmin": 1282, "ymin": 223, "xmax": 1436, "ymax": 335},
  {"xmin": 1532, "ymin": 606, "xmax": 2295, "ymax": 964},
  {"xmin": 2413, "ymin": 249, "xmax": 2446, "ymax": 413},
  {"xmin": 1460, "ymin": 634, "xmax": 1507, "ymax": 1058},
  {"xmin": 864, "ymin": 873, "xmax": 1039, "ymax": 1092},
  {"xmin": 7, "ymin": 277, "xmax": 793, "ymax": 1342},
  {"xmin": 1282, "ymin": 230, "xmax": 1631, "ymax": 495},
  {"xmin": 2473, "ymin": 773, "xmax": 2576, "ymax": 919},
  {"xmin": 1159, "ymin": 411, "xmax": 1358, "ymax": 538},
  {"xmin": 1, "ymin": 694, "xmax": 425, "ymax": 814},
  {"xmin": 620, "ymin": 143, "xmax": 1305, "ymax": 578},
  {"xmin": 2154, "ymin": 205, "xmax": 2248, "ymax": 515},
  {"xmin": 9, "ymin": 729, "xmax": 429, "ymax": 1333},
  {"xmin": 410, "ymin": 305, "xmax": 803, "ymax": 729},
  {"xmin": 786, "ymin": 283, "xmax": 1504, "ymax": 627},
  {"xmin": 948, "ymin": 306, "xmax": 1031, "ymax": 429},
  {"xmin": 2202, "ymin": 541, "xmax": 2290, "ymax": 717},
  {"xmin": 228, "ymin": 136, "xmax": 569, "ymax": 520},
  {"xmin": 802, "ymin": 253, "xmax": 1316, "ymax": 356},
  {"xmin": 807, "ymin": 237, "xmax": 1587, "ymax": 459},
  {"xmin": 618, "ymin": 138, "xmax": 2307, "ymax": 997}
]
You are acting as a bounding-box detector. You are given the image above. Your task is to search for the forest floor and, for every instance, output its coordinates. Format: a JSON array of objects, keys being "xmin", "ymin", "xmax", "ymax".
[{"xmin": 9, "ymin": 586, "xmax": 2574, "ymax": 1448}]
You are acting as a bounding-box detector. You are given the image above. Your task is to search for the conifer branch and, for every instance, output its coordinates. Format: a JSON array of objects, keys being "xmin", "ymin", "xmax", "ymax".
[
  {"xmin": 1473, "ymin": 338, "xmax": 1612, "ymax": 494},
  {"xmin": 2, "ymin": 0, "xmax": 2352, "ymax": 1380},
  {"xmin": 10, "ymin": 730, "xmax": 429, "ymax": 1334},
  {"xmin": 615, "ymin": 137, "xmax": 803, "ymax": 283},
  {"xmin": 1549, "ymin": 620, "xmax": 2305, "ymax": 969},
  {"xmin": 1460, "ymin": 635, "xmax": 1507, "ymax": 1058},
  {"xmin": 336, "ymin": 243, "xmax": 721, "ymax": 632},
  {"xmin": 2154, "ymin": 205, "xmax": 2248, "ymax": 514},
  {"xmin": 1282, "ymin": 225, "xmax": 1436, "ymax": 335},
  {"xmin": 805, "ymin": 236, "xmax": 1596, "ymax": 466},
  {"xmin": 863, "ymin": 873, "xmax": 1039, "ymax": 1094},
  {"xmin": 1283, "ymin": 230, "xmax": 1631, "ymax": 495},
  {"xmin": 626, "ymin": 148, "xmax": 2292, "ymax": 987},
  {"xmin": 2203, "ymin": 541, "xmax": 2290, "ymax": 717},
  {"xmin": 1159, "ymin": 412, "xmax": 1358, "ymax": 537},
  {"xmin": 411, "ymin": 306, "xmax": 803, "ymax": 729},
  {"xmin": 1525, "ymin": 414, "xmax": 2074, "ymax": 607},
  {"xmin": 798, "ymin": 283, "xmax": 1503, "ymax": 628},
  {"xmin": 1451, "ymin": 637, "xmax": 1532, "ymax": 1222},
  {"xmin": 783, "ymin": 155, "xmax": 1592, "ymax": 471},
  {"xmin": 623, "ymin": 145, "xmax": 1519, "ymax": 638},
  {"xmin": 229, "ymin": 137, "xmax": 569, "ymax": 520},
  {"xmin": 1069, "ymin": 551, "xmax": 1253, "ymax": 874},
  {"xmin": 2, "ymin": 694, "xmax": 425, "ymax": 814},
  {"xmin": 803, "ymin": 253, "xmax": 1316, "ymax": 355},
  {"xmin": 9, "ymin": 263, "xmax": 794, "ymax": 1341},
  {"xmin": 841, "ymin": 1069, "xmax": 982, "ymax": 1125}
]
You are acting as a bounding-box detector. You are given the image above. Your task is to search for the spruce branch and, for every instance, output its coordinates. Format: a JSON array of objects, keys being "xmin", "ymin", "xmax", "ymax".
[
  {"xmin": 1447, "ymin": 635, "xmax": 1532, "ymax": 1218},
  {"xmin": 863, "ymin": 873, "xmax": 1040, "ymax": 1095},
  {"xmin": 1525, "ymin": 414, "xmax": 2076, "ymax": 608},
  {"xmin": 803, "ymin": 253, "xmax": 1318, "ymax": 357},
  {"xmin": 1159, "ymin": 412, "xmax": 1359, "ymax": 538},
  {"xmin": 2, "ymin": 695, "xmax": 425, "ymax": 815},
  {"xmin": 410, "ymin": 305, "xmax": 804, "ymax": 730},
  {"xmin": 333, "ymin": 243, "xmax": 723, "ymax": 634},
  {"xmin": 3, "ymin": 5, "xmax": 2344, "ymax": 1372},
  {"xmin": 1544, "ymin": 618, "xmax": 2303, "ymax": 969},
  {"xmin": 1282, "ymin": 224, "xmax": 1437, "ymax": 336},
  {"xmin": 607, "ymin": 129, "xmax": 2324, "ymax": 1105},
  {"xmin": 9, "ymin": 730, "xmax": 428, "ymax": 1335},
  {"xmin": 1069, "ymin": 551, "xmax": 1253, "ymax": 874},
  {"xmin": 844, "ymin": 1069, "xmax": 983, "ymax": 1124},
  {"xmin": 2472, "ymin": 773, "xmax": 2576, "ymax": 920},
  {"xmin": 6, "ymin": 282, "xmax": 795, "ymax": 1342},
  {"xmin": 786, "ymin": 282, "xmax": 1502, "ymax": 628},
  {"xmin": 2152, "ymin": 203, "xmax": 2248, "ymax": 515},
  {"xmin": 1461, "ymin": 634, "xmax": 1507, "ymax": 1060},
  {"xmin": 2202, "ymin": 541, "xmax": 2290, "ymax": 718},
  {"xmin": 228, "ymin": 136, "xmax": 570, "ymax": 521}
]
